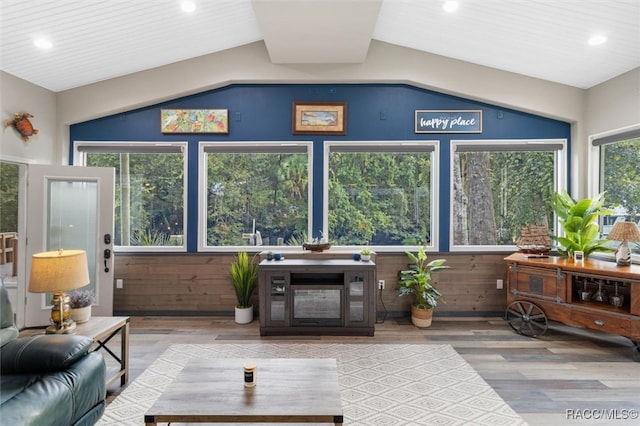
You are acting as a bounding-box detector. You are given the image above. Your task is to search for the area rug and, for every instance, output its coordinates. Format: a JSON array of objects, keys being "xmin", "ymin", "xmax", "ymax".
[{"xmin": 99, "ymin": 343, "xmax": 527, "ymax": 426}]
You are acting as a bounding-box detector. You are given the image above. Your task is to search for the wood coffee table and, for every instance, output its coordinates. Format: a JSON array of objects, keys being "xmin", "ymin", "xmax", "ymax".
[{"xmin": 144, "ymin": 358, "xmax": 343, "ymax": 425}]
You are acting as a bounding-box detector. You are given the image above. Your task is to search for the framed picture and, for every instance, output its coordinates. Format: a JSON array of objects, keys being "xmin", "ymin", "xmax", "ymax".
[
  {"xmin": 161, "ymin": 109, "xmax": 229, "ymax": 134},
  {"xmin": 292, "ymin": 102, "xmax": 346, "ymax": 135}
]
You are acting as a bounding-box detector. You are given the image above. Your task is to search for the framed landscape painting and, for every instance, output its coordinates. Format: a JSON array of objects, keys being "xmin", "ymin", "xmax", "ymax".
[
  {"xmin": 292, "ymin": 102, "xmax": 346, "ymax": 135},
  {"xmin": 161, "ymin": 109, "xmax": 229, "ymax": 134}
]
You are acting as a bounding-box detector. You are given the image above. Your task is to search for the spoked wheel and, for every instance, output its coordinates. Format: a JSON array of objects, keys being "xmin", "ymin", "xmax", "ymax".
[{"xmin": 505, "ymin": 301, "xmax": 548, "ymax": 338}]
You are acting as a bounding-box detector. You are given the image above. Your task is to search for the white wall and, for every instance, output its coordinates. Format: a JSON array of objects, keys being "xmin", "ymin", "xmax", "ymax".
[{"xmin": 0, "ymin": 72, "xmax": 57, "ymax": 164}]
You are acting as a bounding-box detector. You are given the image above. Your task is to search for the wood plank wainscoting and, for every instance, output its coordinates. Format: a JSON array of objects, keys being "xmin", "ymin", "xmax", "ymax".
[{"xmin": 113, "ymin": 252, "xmax": 509, "ymax": 316}]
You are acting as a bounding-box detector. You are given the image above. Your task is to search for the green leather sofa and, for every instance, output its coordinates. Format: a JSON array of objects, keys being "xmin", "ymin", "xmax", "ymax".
[{"xmin": 0, "ymin": 280, "xmax": 106, "ymax": 425}]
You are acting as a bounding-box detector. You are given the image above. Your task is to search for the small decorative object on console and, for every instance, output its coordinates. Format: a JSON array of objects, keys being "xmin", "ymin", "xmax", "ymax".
[
  {"xmin": 302, "ymin": 236, "xmax": 331, "ymax": 252},
  {"xmin": 515, "ymin": 224, "xmax": 551, "ymax": 257}
]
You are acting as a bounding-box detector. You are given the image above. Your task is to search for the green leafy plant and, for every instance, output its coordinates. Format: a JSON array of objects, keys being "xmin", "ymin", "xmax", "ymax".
[
  {"xmin": 359, "ymin": 248, "xmax": 371, "ymax": 255},
  {"xmin": 68, "ymin": 289, "xmax": 96, "ymax": 308},
  {"xmin": 397, "ymin": 246, "xmax": 449, "ymax": 309},
  {"xmin": 230, "ymin": 252, "xmax": 258, "ymax": 308},
  {"xmin": 551, "ymin": 190, "xmax": 615, "ymax": 257}
]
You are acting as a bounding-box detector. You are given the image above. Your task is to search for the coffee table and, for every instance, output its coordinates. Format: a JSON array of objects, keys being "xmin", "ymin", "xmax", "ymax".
[{"xmin": 144, "ymin": 358, "xmax": 343, "ymax": 425}]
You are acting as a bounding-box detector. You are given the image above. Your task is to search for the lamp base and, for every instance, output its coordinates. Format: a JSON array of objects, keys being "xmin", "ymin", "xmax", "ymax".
[
  {"xmin": 616, "ymin": 241, "xmax": 632, "ymax": 266},
  {"xmin": 45, "ymin": 318, "xmax": 77, "ymax": 334}
]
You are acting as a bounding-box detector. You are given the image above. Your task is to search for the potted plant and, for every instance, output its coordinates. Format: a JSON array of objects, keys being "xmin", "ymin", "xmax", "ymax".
[
  {"xmin": 551, "ymin": 190, "xmax": 615, "ymax": 258},
  {"xmin": 230, "ymin": 251, "xmax": 258, "ymax": 324},
  {"xmin": 68, "ymin": 288, "xmax": 95, "ymax": 324},
  {"xmin": 359, "ymin": 248, "xmax": 372, "ymax": 262},
  {"xmin": 397, "ymin": 246, "xmax": 449, "ymax": 327}
]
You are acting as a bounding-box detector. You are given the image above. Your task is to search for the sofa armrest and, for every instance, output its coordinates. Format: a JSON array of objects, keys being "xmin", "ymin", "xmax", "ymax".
[{"xmin": 0, "ymin": 334, "xmax": 93, "ymax": 374}]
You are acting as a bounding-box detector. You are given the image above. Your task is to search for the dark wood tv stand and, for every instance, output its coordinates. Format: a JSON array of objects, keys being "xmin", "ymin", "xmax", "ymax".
[
  {"xmin": 258, "ymin": 258, "xmax": 376, "ymax": 336},
  {"xmin": 504, "ymin": 253, "xmax": 640, "ymax": 360}
]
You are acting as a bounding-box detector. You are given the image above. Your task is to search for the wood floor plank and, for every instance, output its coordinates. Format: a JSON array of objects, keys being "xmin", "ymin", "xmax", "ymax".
[{"xmin": 74, "ymin": 315, "xmax": 640, "ymax": 423}]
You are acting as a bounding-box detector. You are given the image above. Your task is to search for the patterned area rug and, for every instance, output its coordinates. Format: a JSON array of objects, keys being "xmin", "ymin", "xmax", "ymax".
[{"xmin": 99, "ymin": 343, "xmax": 527, "ymax": 425}]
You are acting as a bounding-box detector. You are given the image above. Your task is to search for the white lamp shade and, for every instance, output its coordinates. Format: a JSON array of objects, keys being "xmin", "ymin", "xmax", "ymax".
[{"xmin": 28, "ymin": 249, "xmax": 90, "ymax": 293}]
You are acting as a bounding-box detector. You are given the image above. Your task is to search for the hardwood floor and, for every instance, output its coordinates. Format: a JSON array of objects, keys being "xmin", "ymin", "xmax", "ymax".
[{"xmin": 105, "ymin": 315, "xmax": 640, "ymax": 425}]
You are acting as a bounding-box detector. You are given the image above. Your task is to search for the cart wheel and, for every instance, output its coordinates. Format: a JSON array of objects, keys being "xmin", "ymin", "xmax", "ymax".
[
  {"xmin": 505, "ymin": 301, "xmax": 548, "ymax": 337},
  {"xmin": 632, "ymin": 341, "xmax": 640, "ymax": 362}
]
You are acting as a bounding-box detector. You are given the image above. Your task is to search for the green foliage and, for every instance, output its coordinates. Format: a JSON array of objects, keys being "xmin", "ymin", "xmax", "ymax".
[
  {"xmin": 602, "ymin": 138, "xmax": 640, "ymax": 217},
  {"xmin": 551, "ymin": 190, "xmax": 615, "ymax": 256},
  {"xmin": 230, "ymin": 252, "xmax": 258, "ymax": 308},
  {"xmin": 130, "ymin": 229, "xmax": 170, "ymax": 246},
  {"xmin": 0, "ymin": 162, "xmax": 19, "ymax": 233},
  {"xmin": 397, "ymin": 246, "xmax": 450, "ymax": 309}
]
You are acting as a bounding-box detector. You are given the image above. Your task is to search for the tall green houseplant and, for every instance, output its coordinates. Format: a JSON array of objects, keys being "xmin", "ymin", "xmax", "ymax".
[
  {"xmin": 551, "ymin": 190, "xmax": 615, "ymax": 257},
  {"xmin": 230, "ymin": 251, "xmax": 258, "ymax": 309},
  {"xmin": 398, "ymin": 246, "xmax": 449, "ymax": 327}
]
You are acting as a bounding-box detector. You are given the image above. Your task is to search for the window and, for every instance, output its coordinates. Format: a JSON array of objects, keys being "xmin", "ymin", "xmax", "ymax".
[
  {"xmin": 325, "ymin": 141, "xmax": 438, "ymax": 249},
  {"xmin": 75, "ymin": 142, "xmax": 187, "ymax": 251},
  {"xmin": 199, "ymin": 142, "xmax": 312, "ymax": 250},
  {"xmin": 591, "ymin": 126, "xmax": 640, "ymax": 256},
  {"xmin": 450, "ymin": 140, "xmax": 567, "ymax": 251}
]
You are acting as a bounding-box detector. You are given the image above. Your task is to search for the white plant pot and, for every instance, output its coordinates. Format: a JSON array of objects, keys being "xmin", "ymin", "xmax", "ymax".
[
  {"xmin": 235, "ymin": 305, "xmax": 254, "ymax": 324},
  {"xmin": 360, "ymin": 254, "xmax": 371, "ymax": 262},
  {"xmin": 71, "ymin": 306, "xmax": 92, "ymax": 324}
]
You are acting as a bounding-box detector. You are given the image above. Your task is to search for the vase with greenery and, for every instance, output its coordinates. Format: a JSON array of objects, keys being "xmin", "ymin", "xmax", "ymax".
[
  {"xmin": 68, "ymin": 289, "xmax": 95, "ymax": 324},
  {"xmin": 230, "ymin": 251, "xmax": 258, "ymax": 324},
  {"xmin": 551, "ymin": 190, "xmax": 615, "ymax": 258},
  {"xmin": 397, "ymin": 246, "xmax": 449, "ymax": 327}
]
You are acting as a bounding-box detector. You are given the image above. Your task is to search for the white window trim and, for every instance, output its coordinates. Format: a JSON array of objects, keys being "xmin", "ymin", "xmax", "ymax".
[
  {"xmin": 198, "ymin": 141, "xmax": 313, "ymax": 252},
  {"xmin": 73, "ymin": 141, "xmax": 189, "ymax": 253},
  {"xmin": 449, "ymin": 138, "xmax": 567, "ymax": 253},
  {"xmin": 324, "ymin": 140, "xmax": 440, "ymax": 252},
  {"xmin": 589, "ymin": 123, "xmax": 640, "ymax": 262}
]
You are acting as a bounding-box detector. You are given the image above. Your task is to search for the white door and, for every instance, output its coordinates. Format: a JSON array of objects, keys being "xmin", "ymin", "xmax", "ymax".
[{"xmin": 25, "ymin": 164, "xmax": 114, "ymax": 327}]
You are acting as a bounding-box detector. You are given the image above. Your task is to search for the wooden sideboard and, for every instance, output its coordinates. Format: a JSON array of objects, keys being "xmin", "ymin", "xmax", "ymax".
[
  {"xmin": 504, "ymin": 253, "xmax": 640, "ymax": 360},
  {"xmin": 258, "ymin": 258, "xmax": 376, "ymax": 336}
]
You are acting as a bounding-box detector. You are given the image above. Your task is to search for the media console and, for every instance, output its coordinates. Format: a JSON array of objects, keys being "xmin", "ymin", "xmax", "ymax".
[{"xmin": 258, "ymin": 258, "xmax": 376, "ymax": 336}]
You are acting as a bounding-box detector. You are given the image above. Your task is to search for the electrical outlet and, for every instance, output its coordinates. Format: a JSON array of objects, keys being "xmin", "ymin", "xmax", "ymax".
[
  {"xmin": 116, "ymin": 279, "xmax": 124, "ymax": 289},
  {"xmin": 378, "ymin": 280, "xmax": 385, "ymax": 289},
  {"xmin": 496, "ymin": 279, "xmax": 503, "ymax": 289}
]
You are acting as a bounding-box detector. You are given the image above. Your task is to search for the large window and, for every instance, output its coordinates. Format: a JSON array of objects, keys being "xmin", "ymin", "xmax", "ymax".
[
  {"xmin": 325, "ymin": 142, "xmax": 438, "ymax": 249},
  {"xmin": 199, "ymin": 142, "xmax": 312, "ymax": 250},
  {"xmin": 450, "ymin": 140, "xmax": 566, "ymax": 251},
  {"xmin": 592, "ymin": 126, "xmax": 640, "ymax": 256},
  {"xmin": 75, "ymin": 142, "xmax": 187, "ymax": 251}
]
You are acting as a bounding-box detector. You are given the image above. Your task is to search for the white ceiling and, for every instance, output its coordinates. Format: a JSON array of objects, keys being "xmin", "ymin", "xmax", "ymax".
[{"xmin": 1, "ymin": 0, "xmax": 639, "ymax": 93}]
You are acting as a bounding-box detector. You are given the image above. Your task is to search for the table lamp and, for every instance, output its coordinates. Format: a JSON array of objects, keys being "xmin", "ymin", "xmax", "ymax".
[
  {"xmin": 606, "ymin": 221, "xmax": 640, "ymax": 266},
  {"xmin": 28, "ymin": 249, "xmax": 90, "ymax": 334}
]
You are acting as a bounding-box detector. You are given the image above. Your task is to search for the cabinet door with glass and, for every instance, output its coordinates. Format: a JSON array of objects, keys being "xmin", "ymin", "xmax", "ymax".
[
  {"xmin": 263, "ymin": 272, "xmax": 289, "ymax": 327},
  {"xmin": 345, "ymin": 271, "xmax": 372, "ymax": 327}
]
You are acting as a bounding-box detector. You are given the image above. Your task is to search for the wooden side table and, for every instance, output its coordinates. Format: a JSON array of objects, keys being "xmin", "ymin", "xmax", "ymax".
[{"xmin": 75, "ymin": 316, "xmax": 130, "ymax": 387}]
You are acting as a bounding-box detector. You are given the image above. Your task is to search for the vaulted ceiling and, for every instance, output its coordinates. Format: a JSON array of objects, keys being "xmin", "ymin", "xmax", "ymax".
[{"xmin": 1, "ymin": 0, "xmax": 638, "ymax": 93}]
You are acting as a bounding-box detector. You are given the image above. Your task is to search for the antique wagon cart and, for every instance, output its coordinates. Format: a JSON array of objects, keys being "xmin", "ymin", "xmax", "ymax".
[{"xmin": 504, "ymin": 253, "xmax": 640, "ymax": 361}]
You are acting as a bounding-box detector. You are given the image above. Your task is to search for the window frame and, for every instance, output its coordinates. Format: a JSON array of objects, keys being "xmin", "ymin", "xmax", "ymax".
[
  {"xmin": 449, "ymin": 139, "xmax": 567, "ymax": 252},
  {"xmin": 73, "ymin": 141, "xmax": 189, "ymax": 253},
  {"xmin": 324, "ymin": 140, "xmax": 440, "ymax": 252},
  {"xmin": 589, "ymin": 123, "xmax": 640, "ymax": 262},
  {"xmin": 198, "ymin": 141, "xmax": 314, "ymax": 252}
]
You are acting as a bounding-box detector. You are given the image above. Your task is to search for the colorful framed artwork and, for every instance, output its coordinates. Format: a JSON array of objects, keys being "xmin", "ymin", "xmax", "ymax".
[
  {"xmin": 161, "ymin": 109, "xmax": 229, "ymax": 134},
  {"xmin": 292, "ymin": 102, "xmax": 346, "ymax": 135}
]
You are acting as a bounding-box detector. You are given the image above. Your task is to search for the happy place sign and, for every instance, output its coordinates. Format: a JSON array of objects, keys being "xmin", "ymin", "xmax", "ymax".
[{"xmin": 415, "ymin": 110, "xmax": 483, "ymax": 133}]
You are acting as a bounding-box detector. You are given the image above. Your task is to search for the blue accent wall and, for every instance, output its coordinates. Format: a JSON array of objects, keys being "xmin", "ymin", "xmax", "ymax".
[{"xmin": 70, "ymin": 83, "xmax": 571, "ymax": 252}]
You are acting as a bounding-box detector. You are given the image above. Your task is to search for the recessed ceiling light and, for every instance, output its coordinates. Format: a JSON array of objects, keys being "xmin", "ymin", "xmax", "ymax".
[
  {"xmin": 443, "ymin": 1, "xmax": 459, "ymax": 13},
  {"xmin": 588, "ymin": 34, "xmax": 607, "ymax": 46},
  {"xmin": 181, "ymin": 1, "xmax": 196, "ymax": 13},
  {"xmin": 33, "ymin": 37, "xmax": 53, "ymax": 49}
]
